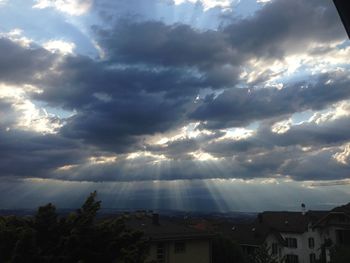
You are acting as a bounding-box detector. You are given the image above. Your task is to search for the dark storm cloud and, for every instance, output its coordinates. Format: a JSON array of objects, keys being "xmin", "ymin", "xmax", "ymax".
[
  {"xmin": 60, "ymin": 92, "xmax": 188, "ymax": 152},
  {"xmin": 264, "ymin": 118, "xmax": 350, "ymax": 148},
  {"xmin": 0, "ymin": 38, "xmax": 55, "ymax": 84},
  {"xmin": 224, "ymin": 0, "xmax": 346, "ymax": 58},
  {"xmin": 34, "ymin": 56, "xmax": 206, "ymax": 108},
  {"xmin": 0, "ymin": 0, "xmax": 349, "ymax": 183},
  {"xmin": 93, "ymin": 0, "xmax": 345, "ymax": 76},
  {"xmin": 0, "ymin": 129, "xmax": 88, "ymax": 178},
  {"xmin": 204, "ymin": 113, "xmax": 350, "ymax": 157},
  {"xmin": 281, "ymin": 149, "xmax": 350, "ymax": 181},
  {"xmin": 146, "ymin": 138, "xmax": 200, "ymax": 159},
  {"xmin": 191, "ymin": 71, "xmax": 350, "ymax": 129},
  {"xmin": 94, "ymin": 20, "xmax": 236, "ymax": 69}
]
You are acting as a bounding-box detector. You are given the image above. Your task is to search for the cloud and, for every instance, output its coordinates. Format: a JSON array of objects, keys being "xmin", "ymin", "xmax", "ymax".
[
  {"xmin": 59, "ymin": 92, "xmax": 188, "ymax": 152},
  {"xmin": 0, "ymin": 37, "xmax": 56, "ymax": 84},
  {"xmin": 256, "ymin": 0, "xmax": 271, "ymax": 2},
  {"xmin": 224, "ymin": 0, "xmax": 345, "ymax": 58},
  {"xmin": 172, "ymin": 0, "xmax": 236, "ymax": 11},
  {"xmin": 333, "ymin": 143, "xmax": 350, "ymax": 165},
  {"xmin": 43, "ymin": 40, "xmax": 76, "ymax": 55},
  {"xmin": 0, "ymin": 128, "xmax": 88, "ymax": 179},
  {"xmin": 33, "ymin": 0, "xmax": 92, "ymax": 16},
  {"xmin": 191, "ymin": 70, "xmax": 350, "ymax": 129},
  {"xmin": 0, "ymin": 29, "xmax": 32, "ymax": 47},
  {"xmin": 0, "ymin": 84, "xmax": 64, "ymax": 134},
  {"xmin": 204, "ymin": 109, "xmax": 350, "ymax": 157},
  {"xmin": 0, "ymin": 0, "xmax": 350, "ymax": 185},
  {"xmin": 94, "ymin": 20, "xmax": 235, "ymax": 69}
]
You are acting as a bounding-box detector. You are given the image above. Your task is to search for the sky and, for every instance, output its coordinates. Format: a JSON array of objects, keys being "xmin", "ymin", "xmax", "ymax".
[{"xmin": 0, "ymin": 0, "xmax": 350, "ymax": 212}]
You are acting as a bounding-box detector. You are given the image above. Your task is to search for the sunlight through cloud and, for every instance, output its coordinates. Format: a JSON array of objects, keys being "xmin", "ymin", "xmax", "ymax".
[
  {"xmin": 172, "ymin": 0, "xmax": 236, "ymax": 11},
  {"xmin": 333, "ymin": 143, "xmax": 350, "ymax": 165},
  {"xmin": 0, "ymin": 84, "xmax": 64, "ymax": 134},
  {"xmin": 43, "ymin": 40, "xmax": 76, "ymax": 55},
  {"xmin": 189, "ymin": 150, "xmax": 219, "ymax": 161},
  {"xmin": 33, "ymin": 0, "xmax": 93, "ymax": 16}
]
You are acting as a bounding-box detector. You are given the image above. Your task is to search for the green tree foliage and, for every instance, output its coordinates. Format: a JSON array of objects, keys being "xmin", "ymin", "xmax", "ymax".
[
  {"xmin": 246, "ymin": 244, "xmax": 280, "ymax": 263},
  {"xmin": 212, "ymin": 234, "xmax": 245, "ymax": 263},
  {"xmin": 0, "ymin": 191, "xmax": 149, "ymax": 263},
  {"xmin": 330, "ymin": 245, "xmax": 350, "ymax": 263}
]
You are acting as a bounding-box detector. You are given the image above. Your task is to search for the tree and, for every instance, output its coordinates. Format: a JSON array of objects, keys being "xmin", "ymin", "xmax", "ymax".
[
  {"xmin": 11, "ymin": 228, "xmax": 39, "ymax": 263},
  {"xmin": 0, "ymin": 191, "xmax": 149, "ymax": 263},
  {"xmin": 35, "ymin": 203, "xmax": 60, "ymax": 260},
  {"xmin": 330, "ymin": 245, "xmax": 350, "ymax": 263},
  {"xmin": 212, "ymin": 235, "xmax": 246, "ymax": 263},
  {"xmin": 246, "ymin": 244, "xmax": 280, "ymax": 263}
]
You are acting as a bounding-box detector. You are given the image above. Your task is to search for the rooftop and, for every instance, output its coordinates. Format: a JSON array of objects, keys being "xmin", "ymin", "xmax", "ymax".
[{"xmin": 125, "ymin": 213, "xmax": 214, "ymax": 241}]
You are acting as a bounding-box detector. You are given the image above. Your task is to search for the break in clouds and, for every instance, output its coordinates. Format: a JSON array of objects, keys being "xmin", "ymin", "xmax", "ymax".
[{"xmin": 0, "ymin": 0, "xmax": 350, "ymax": 187}]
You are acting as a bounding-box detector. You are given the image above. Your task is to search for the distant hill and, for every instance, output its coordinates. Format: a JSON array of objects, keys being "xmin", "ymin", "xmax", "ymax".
[{"xmin": 0, "ymin": 208, "xmax": 256, "ymax": 223}]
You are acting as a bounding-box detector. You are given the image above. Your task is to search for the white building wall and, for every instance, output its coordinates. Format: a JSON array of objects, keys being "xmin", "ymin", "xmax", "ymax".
[{"xmin": 278, "ymin": 227, "xmax": 323, "ymax": 263}]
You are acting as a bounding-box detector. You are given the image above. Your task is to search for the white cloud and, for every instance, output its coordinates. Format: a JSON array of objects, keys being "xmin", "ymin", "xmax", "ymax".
[
  {"xmin": 241, "ymin": 40, "xmax": 350, "ymax": 88},
  {"xmin": 150, "ymin": 122, "xmax": 214, "ymax": 146},
  {"xmin": 33, "ymin": 0, "xmax": 92, "ymax": 16},
  {"xmin": 0, "ymin": 29, "xmax": 32, "ymax": 47},
  {"xmin": 256, "ymin": 0, "xmax": 272, "ymax": 3},
  {"xmin": 189, "ymin": 150, "xmax": 219, "ymax": 161},
  {"xmin": 218, "ymin": 127, "xmax": 255, "ymax": 141},
  {"xmin": 333, "ymin": 143, "xmax": 350, "ymax": 165},
  {"xmin": 271, "ymin": 119, "xmax": 292, "ymax": 134},
  {"xmin": 173, "ymin": 0, "xmax": 236, "ymax": 11},
  {"xmin": 309, "ymin": 100, "xmax": 350, "ymax": 125},
  {"xmin": 88, "ymin": 155, "xmax": 118, "ymax": 164},
  {"xmin": 43, "ymin": 40, "xmax": 76, "ymax": 55},
  {"xmin": 91, "ymin": 39, "xmax": 106, "ymax": 59},
  {"xmin": 126, "ymin": 151, "xmax": 168, "ymax": 164},
  {"xmin": 0, "ymin": 84, "xmax": 64, "ymax": 134}
]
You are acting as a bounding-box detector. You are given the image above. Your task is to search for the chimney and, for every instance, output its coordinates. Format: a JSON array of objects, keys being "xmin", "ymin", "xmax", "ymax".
[
  {"xmin": 301, "ymin": 203, "xmax": 306, "ymax": 216},
  {"xmin": 152, "ymin": 213, "xmax": 160, "ymax": 225}
]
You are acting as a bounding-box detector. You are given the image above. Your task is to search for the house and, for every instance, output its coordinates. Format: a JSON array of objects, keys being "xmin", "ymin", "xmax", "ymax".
[
  {"xmin": 220, "ymin": 203, "xmax": 350, "ymax": 263},
  {"xmin": 126, "ymin": 213, "xmax": 214, "ymax": 263},
  {"xmin": 254, "ymin": 210, "xmax": 328, "ymax": 263},
  {"xmin": 313, "ymin": 203, "xmax": 350, "ymax": 262}
]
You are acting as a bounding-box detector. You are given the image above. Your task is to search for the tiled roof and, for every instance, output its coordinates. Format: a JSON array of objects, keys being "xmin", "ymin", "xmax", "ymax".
[
  {"xmin": 216, "ymin": 210, "xmax": 328, "ymax": 246},
  {"xmin": 217, "ymin": 222, "xmax": 271, "ymax": 246},
  {"xmin": 257, "ymin": 211, "xmax": 328, "ymax": 233},
  {"xmin": 126, "ymin": 215, "xmax": 214, "ymax": 241},
  {"xmin": 332, "ymin": 202, "xmax": 350, "ymax": 215}
]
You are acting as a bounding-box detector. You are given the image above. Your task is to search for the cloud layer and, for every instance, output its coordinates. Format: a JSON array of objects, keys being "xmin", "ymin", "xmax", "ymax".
[{"xmin": 0, "ymin": 0, "xmax": 350, "ymax": 187}]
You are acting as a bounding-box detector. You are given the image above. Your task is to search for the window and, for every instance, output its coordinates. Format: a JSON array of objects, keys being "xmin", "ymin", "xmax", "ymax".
[
  {"xmin": 286, "ymin": 238, "xmax": 298, "ymax": 248},
  {"xmin": 157, "ymin": 243, "xmax": 165, "ymax": 263},
  {"xmin": 272, "ymin": 243, "xmax": 278, "ymax": 255},
  {"xmin": 174, "ymin": 242, "xmax": 186, "ymax": 253},
  {"xmin": 308, "ymin": 237, "xmax": 315, "ymax": 248},
  {"xmin": 310, "ymin": 253, "xmax": 316, "ymax": 263},
  {"xmin": 286, "ymin": 254, "xmax": 299, "ymax": 263}
]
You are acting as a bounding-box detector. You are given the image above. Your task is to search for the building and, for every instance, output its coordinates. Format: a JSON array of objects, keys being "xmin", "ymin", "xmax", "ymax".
[
  {"xmin": 220, "ymin": 203, "xmax": 350, "ymax": 263},
  {"xmin": 126, "ymin": 213, "xmax": 214, "ymax": 263}
]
